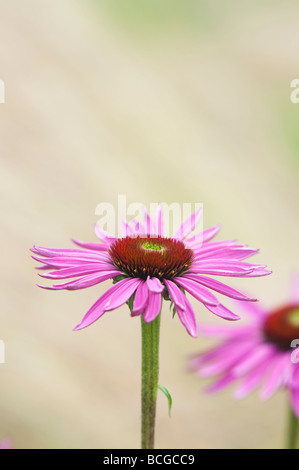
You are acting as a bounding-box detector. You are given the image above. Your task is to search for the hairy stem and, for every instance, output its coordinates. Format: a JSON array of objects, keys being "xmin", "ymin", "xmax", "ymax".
[{"xmin": 141, "ymin": 311, "xmax": 161, "ymax": 449}]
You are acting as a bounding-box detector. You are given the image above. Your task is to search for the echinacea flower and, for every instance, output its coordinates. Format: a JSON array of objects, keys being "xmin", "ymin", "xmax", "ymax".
[
  {"xmin": 189, "ymin": 279, "xmax": 299, "ymax": 417},
  {"xmin": 31, "ymin": 206, "xmax": 271, "ymax": 336}
]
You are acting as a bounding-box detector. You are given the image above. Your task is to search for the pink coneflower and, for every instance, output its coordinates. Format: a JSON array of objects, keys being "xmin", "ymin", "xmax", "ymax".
[
  {"xmin": 31, "ymin": 206, "xmax": 270, "ymax": 336},
  {"xmin": 189, "ymin": 280, "xmax": 299, "ymax": 419}
]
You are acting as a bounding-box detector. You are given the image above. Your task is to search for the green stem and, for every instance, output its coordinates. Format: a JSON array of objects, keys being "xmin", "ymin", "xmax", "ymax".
[
  {"xmin": 286, "ymin": 404, "xmax": 298, "ymax": 449},
  {"xmin": 141, "ymin": 310, "xmax": 161, "ymax": 449}
]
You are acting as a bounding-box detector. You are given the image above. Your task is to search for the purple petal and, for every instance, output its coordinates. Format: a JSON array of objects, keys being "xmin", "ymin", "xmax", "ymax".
[
  {"xmin": 241, "ymin": 268, "xmax": 272, "ymax": 277},
  {"xmin": 174, "ymin": 208, "xmax": 202, "ymax": 240},
  {"xmin": 183, "ymin": 232, "xmax": 203, "ymax": 249},
  {"xmin": 193, "ymin": 240, "xmax": 238, "ymax": 256},
  {"xmin": 38, "ymin": 269, "xmax": 122, "ymax": 290},
  {"xmin": 146, "ymin": 276, "xmax": 164, "ymax": 293},
  {"xmin": 174, "ymin": 276, "xmax": 219, "ymax": 306},
  {"xmin": 133, "ymin": 220, "xmax": 145, "ymax": 235},
  {"xmin": 185, "ymin": 225, "xmax": 221, "ymax": 248},
  {"xmin": 131, "ymin": 281, "xmax": 149, "ymax": 316},
  {"xmin": 175, "ymin": 294, "xmax": 198, "ymax": 338},
  {"xmin": 234, "ymin": 299, "xmax": 267, "ymax": 319},
  {"xmin": 143, "ymin": 291, "xmax": 162, "ymax": 322},
  {"xmin": 232, "ymin": 343, "xmax": 275, "ymax": 376},
  {"xmin": 201, "ymin": 225, "xmax": 222, "ymax": 243},
  {"xmin": 204, "ymin": 303, "xmax": 240, "ymax": 321},
  {"xmin": 73, "ymin": 286, "xmax": 120, "ymax": 330},
  {"xmin": 154, "ymin": 204, "xmax": 164, "ymax": 236},
  {"xmin": 198, "ymin": 340, "xmax": 255, "ymax": 377},
  {"xmin": 189, "ymin": 262, "xmax": 254, "ymax": 277},
  {"xmin": 198, "ymin": 323, "xmax": 257, "ymax": 339},
  {"xmin": 104, "ymin": 278, "xmax": 141, "ymax": 311},
  {"xmin": 31, "ymin": 245, "xmax": 108, "ymax": 257},
  {"xmin": 143, "ymin": 206, "xmax": 156, "ymax": 235},
  {"xmin": 73, "ymin": 277, "xmax": 137, "ymax": 330},
  {"xmin": 121, "ymin": 220, "xmax": 135, "ymax": 237},
  {"xmin": 234, "ymin": 361, "xmax": 270, "ymax": 400},
  {"xmin": 194, "ymin": 246, "xmax": 259, "ymax": 261},
  {"xmin": 39, "ymin": 263, "xmax": 111, "ymax": 280},
  {"xmin": 192, "ymin": 260, "xmax": 262, "ymax": 270},
  {"xmin": 205, "ymin": 373, "xmax": 235, "ymax": 393},
  {"xmin": 260, "ymin": 353, "xmax": 289, "ymax": 400},
  {"xmin": 182, "ymin": 273, "xmax": 257, "ymax": 301},
  {"xmin": 163, "ymin": 279, "xmax": 186, "ymax": 310},
  {"xmin": 32, "ymin": 255, "xmax": 109, "ymax": 268}
]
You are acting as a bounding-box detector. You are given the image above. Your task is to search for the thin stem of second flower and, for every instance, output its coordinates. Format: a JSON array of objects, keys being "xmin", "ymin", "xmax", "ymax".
[{"xmin": 286, "ymin": 403, "xmax": 299, "ymax": 449}]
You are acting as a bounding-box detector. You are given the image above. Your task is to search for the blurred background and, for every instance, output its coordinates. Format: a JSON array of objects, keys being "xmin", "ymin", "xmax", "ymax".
[{"xmin": 1, "ymin": 0, "xmax": 299, "ymax": 449}]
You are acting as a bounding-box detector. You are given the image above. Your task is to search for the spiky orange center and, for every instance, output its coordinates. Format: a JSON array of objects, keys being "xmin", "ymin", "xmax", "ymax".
[
  {"xmin": 109, "ymin": 236, "xmax": 194, "ymax": 280},
  {"xmin": 263, "ymin": 305, "xmax": 299, "ymax": 350}
]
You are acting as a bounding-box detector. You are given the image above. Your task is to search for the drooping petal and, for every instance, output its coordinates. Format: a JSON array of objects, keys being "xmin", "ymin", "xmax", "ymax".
[
  {"xmin": 31, "ymin": 245, "xmax": 108, "ymax": 257},
  {"xmin": 146, "ymin": 276, "xmax": 164, "ymax": 293},
  {"xmin": 242, "ymin": 268, "xmax": 272, "ymax": 277},
  {"xmin": 121, "ymin": 220, "xmax": 135, "ymax": 237},
  {"xmin": 203, "ymin": 302, "xmax": 241, "ymax": 321},
  {"xmin": 143, "ymin": 291, "xmax": 162, "ymax": 323},
  {"xmin": 32, "ymin": 255, "xmax": 109, "ymax": 268},
  {"xmin": 104, "ymin": 278, "xmax": 141, "ymax": 311},
  {"xmin": 174, "ymin": 276, "xmax": 219, "ymax": 306},
  {"xmin": 163, "ymin": 279, "xmax": 186, "ymax": 310},
  {"xmin": 260, "ymin": 353, "xmax": 289, "ymax": 400},
  {"xmin": 192, "ymin": 260, "xmax": 263, "ymax": 271},
  {"xmin": 195, "ymin": 323, "xmax": 257, "ymax": 339},
  {"xmin": 232, "ymin": 343, "xmax": 275, "ymax": 376},
  {"xmin": 38, "ymin": 263, "xmax": 112, "ymax": 280},
  {"xmin": 234, "ymin": 361, "xmax": 271, "ymax": 400},
  {"xmin": 205, "ymin": 373, "xmax": 236, "ymax": 393},
  {"xmin": 289, "ymin": 360, "xmax": 299, "ymax": 388},
  {"xmin": 189, "ymin": 262, "xmax": 255, "ymax": 277},
  {"xmin": 194, "ymin": 246, "xmax": 259, "ymax": 261},
  {"xmin": 37, "ymin": 269, "xmax": 122, "ymax": 290},
  {"xmin": 131, "ymin": 281, "xmax": 149, "ymax": 316},
  {"xmin": 182, "ymin": 273, "xmax": 257, "ymax": 301},
  {"xmin": 174, "ymin": 292, "xmax": 198, "ymax": 338},
  {"xmin": 73, "ymin": 285, "xmax": 121, "ymax": 330},
  {"xmin": 198, "ymin": 339, "xmax": 256, "ymax": 377},
  {"xmin": 73, "ymin": 277, "xmax": 138, "ymax": 330}
]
